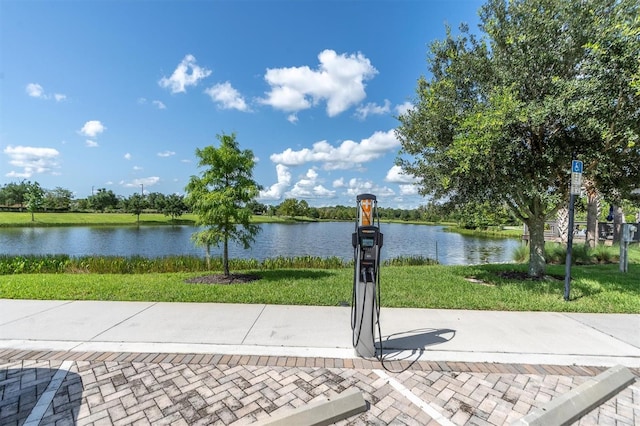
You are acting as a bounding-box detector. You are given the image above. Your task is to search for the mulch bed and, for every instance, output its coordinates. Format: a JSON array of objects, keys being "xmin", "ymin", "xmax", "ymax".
[
  {"xmin": 496, "ymin": 271, "xmax": 564, "ymax": 281},
  {"xmin": 466, "ymin": 271, "xmax": 565, "ymax": 286},
  {"xmin": 184, "ymin": 273, "xmax": 262, "ymax": 285}
]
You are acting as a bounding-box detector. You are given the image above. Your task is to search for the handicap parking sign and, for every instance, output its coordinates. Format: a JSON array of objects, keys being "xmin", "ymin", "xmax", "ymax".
[{"xmin": 572, "ymin": 160, "xmax": 583, "ymax": 173}]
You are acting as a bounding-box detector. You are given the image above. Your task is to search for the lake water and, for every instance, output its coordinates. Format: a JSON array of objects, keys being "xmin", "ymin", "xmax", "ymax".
[{"xmin": 0, "ymin": 222, "xmax": 521, "ymax": 265}]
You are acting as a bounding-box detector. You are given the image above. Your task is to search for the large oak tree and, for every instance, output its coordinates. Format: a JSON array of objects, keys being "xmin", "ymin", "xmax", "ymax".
[{"xmin": 396, "ymin": 0, "xmax": 639, "ymax": 277}]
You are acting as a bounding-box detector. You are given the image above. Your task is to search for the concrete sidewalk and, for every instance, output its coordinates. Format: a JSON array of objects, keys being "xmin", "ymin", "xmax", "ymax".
[{"xmin": 1, "ymin": 299, "xmax": 638, "ymax": 368}]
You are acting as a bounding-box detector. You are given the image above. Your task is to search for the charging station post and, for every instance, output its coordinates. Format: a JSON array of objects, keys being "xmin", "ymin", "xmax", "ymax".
[{"xmin": 351, "ymin": 194, "xmax": 383, "ymax": 358}]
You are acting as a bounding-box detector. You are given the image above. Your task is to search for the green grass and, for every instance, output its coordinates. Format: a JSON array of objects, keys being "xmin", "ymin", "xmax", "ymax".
[
  {"xmin": 1, "ymin": 261, "xmax": 638, "ymax": 313},
  {"xmin": 0, "ymin": 212, "xmax": 300, "ymax": 227},
  {"xmin": 446, "ymin": 225, "xmax": 523, "ymax": 239},
  {"xmin": 512, "ymin": 242, "xmax": 639, "ymax": 265},
  {"xmin": 0, "ymin": 212, "xmax": 196, "ymax": 226}
]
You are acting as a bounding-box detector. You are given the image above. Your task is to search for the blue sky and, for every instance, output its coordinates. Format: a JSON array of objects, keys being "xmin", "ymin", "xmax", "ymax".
[{"xmin": 1, "ymin": 0, "xmax": 484, "ymax": 208}]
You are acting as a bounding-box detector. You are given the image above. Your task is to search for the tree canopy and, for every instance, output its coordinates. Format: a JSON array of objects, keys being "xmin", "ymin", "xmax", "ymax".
[
  {"xmin": 396, "ymin": 0, "xmax": 640, "ymax": 277},
  {"xmin": 184, "ymin": 133, "xmax": 261, "ymax": 275}
]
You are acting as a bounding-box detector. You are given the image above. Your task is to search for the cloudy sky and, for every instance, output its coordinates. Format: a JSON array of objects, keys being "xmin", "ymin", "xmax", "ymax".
[{"xmin": 1, "ymin": 0, "xmax": 483, "ymax": 208}]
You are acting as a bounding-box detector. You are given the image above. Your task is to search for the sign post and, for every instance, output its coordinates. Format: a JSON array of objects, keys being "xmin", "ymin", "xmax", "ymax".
[{"xmin": 564, "ymin": 159, "xmax": 582, "ymax": 301}]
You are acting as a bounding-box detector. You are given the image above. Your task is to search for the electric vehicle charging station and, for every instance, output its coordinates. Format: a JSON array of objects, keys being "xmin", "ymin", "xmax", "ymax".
[
  {"xmin": 620, "ymin": 223, "xmax": 637, "ymax": 273},
  {"xmin": 351, "ymin": 194, "xmax": 383, "ymax": 358}
]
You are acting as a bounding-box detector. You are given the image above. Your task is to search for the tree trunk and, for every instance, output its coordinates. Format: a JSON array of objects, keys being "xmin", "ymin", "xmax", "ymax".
[
  {"xmin": 612, "ymin": 205, "xmax": 625, "ymax": 244},
  {"xmin": 556, "ymin": 206, "xmax": 569, "ymax": 245},
  {"xmin": 205, "ymin": 244, "xmax": 211, "ymax": 270},
  {"xmin": 223, "ymin": 236, "xmax": 229, "ymax": 276},
  {"xmin": 31, "ymin": 211, "xmax": 35, "ymax": 222},
  {"xmin": 585, "ymin": 189, "xmax": 599, "ymax": 249},
  {"xmin": 527, "ymin": 217, "xmax": 546, "ymax": 278}
]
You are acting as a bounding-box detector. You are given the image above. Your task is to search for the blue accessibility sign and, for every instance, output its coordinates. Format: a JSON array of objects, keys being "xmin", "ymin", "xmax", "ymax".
[{"xmin": 572, "ymin": 160, "xmax": 583, "ymax": 174}]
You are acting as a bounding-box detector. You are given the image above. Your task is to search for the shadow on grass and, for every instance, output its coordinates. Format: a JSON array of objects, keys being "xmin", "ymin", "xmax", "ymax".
[
  {"xmin": 256, "ymin": 269, "xmax": 336, "ymax": 281},
  {"xmin": 472, "ymin": 262, "xmax": 640, "ymax": 299}
]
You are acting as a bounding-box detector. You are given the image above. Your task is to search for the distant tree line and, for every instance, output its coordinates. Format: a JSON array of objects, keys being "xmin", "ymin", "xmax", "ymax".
[
  {"xmin": 0, "ymin": 180, "xmax": 522, "ymax": 227},
  {"xmin": 3, "ymin": 180, "xmax": 637, "ymax": 228},
  {"xmin": 248, "ymin": 197, "xmax": 518, "ymax": 227},
  {"xmin": 0, "ymin": 181, "xmax": 189, "ymax": 222}
]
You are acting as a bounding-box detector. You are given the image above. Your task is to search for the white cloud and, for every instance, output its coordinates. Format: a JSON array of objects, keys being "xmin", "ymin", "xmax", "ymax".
[
  {"xmin": 395, "ymin": 101, "xmax": 413, "ymax": 115},
  {"xmin": 25, "ymin": 83, "xmax": 66, "ymax": 101},
  {"xmin": 159, "ymin": 54, "xmax": 211, "ymax": 94},
  {"xmin": 157, "ymin": 150, "xmax": 176, "ymax": 157},
  {"xmin": 26, "ymin": 83, "xmax": 45, "ymax": 98},
  {"xmin": 133, "ymin": 165, "xmax": 143, "ymax": 171},
  {"xmin": 79, "ymin": 120, "xmax": 106, "ymax": 138},
  {"xmin": 124, "ymin": 153, "xmax": 132, "ymax": 160},
  {"xmin": 286, "ymin": 168, "xmax": 335, "ymax": 199},
  {"xmin": 204, "ymin": 81, "xmax": 249, "ymax": 111},
  {"xmin": 386, "ymin": 165, "xmax": 420, "ymax": 195},
  {"xmin": 123, "ymin": 177, "xmax": 160, "ymax": 188},
  {"xmin": 85, "ymin": 140, "xmax": 99, "ymax": 148},
  {"xmin": 140, "ymin": 98, "xmax": 167, "ymax": 109},
  {"xmin": 385, "ymin": 165, "xmax": 417, "ymax": 183},
  {"xmin": 354, "ymin": 99, "xmax": 391, "ymax": 120},
  {"xmin": 260, "ymin": 49, "xmax": 378, "ymax": 117},
  {"xmin": 399, "ymin": 184, "xmax": 419, "ymax": 195},
  {"xmin": 269, "ymin": 129, "xmax": 399, "ymax": 170},
  {"xmin": 287, "ymin": 114, "xmax": 298, "ymax": 124},
  {"xmin": 3, "ymin": 145, "xmax": 60, "ymax": 178},
  {"xmin": 333, "ymin": 177, "xmax": 346, "ymax": 188},
  {"xmin": 345, "ymin": 177, "xmax": 395, "ymax": 198},
  {"xmin": 259, "ymin": 164, "xmax": 291, "ymax": 200}
]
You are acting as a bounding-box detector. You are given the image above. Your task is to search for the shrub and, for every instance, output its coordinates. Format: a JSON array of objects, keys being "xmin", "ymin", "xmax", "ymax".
[
  {"xmin": 512, "ymin": 245, "xmax": 529, "ymax": 263},
  {"xmin": 383, "ymin": 255, "xmax": 438, "ymax": 266},
  {"xmin": 0, "ymin": 254, "xmax": 350, "ymax": 274},
  {"xmin": 0, "ymin": 254, "xmax": 71, "ymax": 274},
  {"xmin": 592, "ymin": 244, "xmax": 619, "ymax": 264}
]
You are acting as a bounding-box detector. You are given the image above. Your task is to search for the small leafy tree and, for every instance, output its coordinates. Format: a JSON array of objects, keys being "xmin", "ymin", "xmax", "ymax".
[
  {"xmin": 123, "ymin": 193, "xmax": 148, "ymax": 223},
  {"xmin": 277, "ymin": 198, "xmax": 300, "ymax": 217},
  {"xmin": 162, "ymin": 194, "xmax": 188, "ymax": 222},
  {"xmin": 146, "ymin": 192, "xmax": 167, "ymax": 211},
  {"xmin": 185, "ymin": 133, "xmax": 261, "ymax": 275},
  {"xmin": 25, "ymin": 181, "xmax": 44, "ymax": 221},
  {"xmin": 44, "ymin": 187, "xmax": 74, "ymax": 211},
  {"xmin": 88, "ymin": 188, "xmax": 119, "ymax": 212}
]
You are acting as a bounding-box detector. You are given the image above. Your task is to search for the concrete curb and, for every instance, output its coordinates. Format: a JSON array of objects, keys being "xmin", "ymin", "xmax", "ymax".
[
  {"xmin": 512, "ymin": 365, "xmax": 636, "ymax": 425},
  {"xmin": 255, "ymin": 388, "xmax": 367, "ymax": 426}
]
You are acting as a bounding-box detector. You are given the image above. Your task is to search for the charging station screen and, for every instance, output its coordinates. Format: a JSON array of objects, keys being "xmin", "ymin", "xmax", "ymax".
[{"xmin": 361, "ymin": 237, "xmax": 374, "ymax": 247}]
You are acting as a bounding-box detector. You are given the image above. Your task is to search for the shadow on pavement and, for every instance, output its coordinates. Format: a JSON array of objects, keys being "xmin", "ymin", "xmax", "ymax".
[
  {"xmin": 381, "ymin": 328, "xmax": 456, "ymax": 350},
  {"xmin": 0, "ymin": 367, "xmax": 83, "ymax": 426},
  {"xmin": 375, "ymin": 328, "xmax": 456, "ymax": 372}
]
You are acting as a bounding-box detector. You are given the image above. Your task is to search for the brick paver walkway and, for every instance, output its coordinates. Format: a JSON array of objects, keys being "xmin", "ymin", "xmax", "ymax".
[{"xmin": 1, "ymin": 349, "xmax": 638, "ymax": 425}]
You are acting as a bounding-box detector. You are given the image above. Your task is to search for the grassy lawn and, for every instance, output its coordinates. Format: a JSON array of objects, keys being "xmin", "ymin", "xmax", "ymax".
[
  {"xmin": 0, "ymin": 212, "xmax": 298, "ymax": 226},
  {"xmin": 1, "ymin": 260, "xmax": 638, "ymax": 313}
]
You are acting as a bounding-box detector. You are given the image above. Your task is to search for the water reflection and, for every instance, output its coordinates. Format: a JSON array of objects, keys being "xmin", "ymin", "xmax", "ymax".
[{"xmin": 0, "ymin": 223, "xmax": 520, "ymax": 265}]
